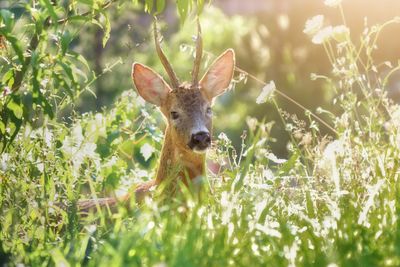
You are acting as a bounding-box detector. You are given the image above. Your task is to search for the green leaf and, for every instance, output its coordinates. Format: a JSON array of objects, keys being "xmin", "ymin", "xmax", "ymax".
[
  {"xmin": 75, "ymin": 54, "xmax": 91, "ymax": 71},
  {"xmin": 30, "ymin": 52, "xmax": 41, "ymax": 100},
  {"xmin": 2, "ymin": 34, "xmax": 24, "ymax": 62},
  {"xmin": 59, "ymin": 60, "xmax": 77, "ymax": 86},
  {"xmin": 156, "ymin": 0, "xmax": 166, "ymax": 14},
  {"xmin": 305, "ymin": 190, "xmax": 315, "ymax": 218},
  {"xmin": 77, "ymin": 0, "xmax": 94, "ymax": 5},
  {"xmin": 29, "ymin": 7, "xmax": 46, "ymax": 33},
  {"xmin": 68, "ymin": 15, "xmax": 92, "ymax": 23},
  {"xmin": 0, "ymin": 120, "xmax": 5, "ymax": 134},
  {"xmin": 51, "ymin": 249, "xmax": 70, "ymax": 267},
  {"xmin": 197, "ymin": 0, "xmax": 205, "ymax": 15},
  {"xmin": 60, "ymin": 30, "xmax": 73, "ymax": 55},
  {"xmin": 7, "ymin": 100, "xmax": 23, "ymax": 119},
  {"xmin": 279, "ymin": 151, "xmax": 299, "ymax": 174},
  {"xmin": 144, "ymin": 0, "xmax": 154, "ymax": 13},
  {"xmin": 0, "ymin": 9, "xmax": 15, "ymax": 32},
  {"xmin": 177, "ymin": 0, "xmax": 189, "ymax": 23},
  {"xmin": 2, "ymin": 69, "xmax": 14, "ymax": 85},
  {"xmin": 42, "ymin": 96, "xmax": 54, "ymax": 119},
  {"xmin": 40, "ymin": 0, "xmax": 59, "ymax": 23},
  {"xmin": 101, "ymin": 12, "xmax": 111, "ymax": 47},
  {"xmin": 68, "ymin": 51, "xmax": 91, "ymax": 74}
]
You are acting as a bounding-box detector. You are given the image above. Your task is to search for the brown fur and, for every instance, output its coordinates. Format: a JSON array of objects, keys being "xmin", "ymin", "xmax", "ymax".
[{"xmin": 137, "ymin": 86, "xmax": 211, "ymax": 196}]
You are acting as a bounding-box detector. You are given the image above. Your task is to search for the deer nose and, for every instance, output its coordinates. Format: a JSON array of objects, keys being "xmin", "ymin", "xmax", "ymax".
[{"xmin": 190, "ymin": 131, "xmax": 211, "ymax": 149}]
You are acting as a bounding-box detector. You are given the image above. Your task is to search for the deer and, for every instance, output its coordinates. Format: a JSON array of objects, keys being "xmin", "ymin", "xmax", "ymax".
[{"xmin": 77, "ymin": 20, "xmax": 235, "ymax": 211}]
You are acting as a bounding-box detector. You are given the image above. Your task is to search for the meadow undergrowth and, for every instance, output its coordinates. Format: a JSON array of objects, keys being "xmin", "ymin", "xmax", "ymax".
[{"xmin": 2, "ymin": 2, "xmax": 400, "ymax": 266}]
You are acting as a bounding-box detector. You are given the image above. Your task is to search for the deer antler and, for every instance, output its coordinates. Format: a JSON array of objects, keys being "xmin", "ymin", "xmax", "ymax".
[
  {"xmin": 153, "ymin": 19, "xmax": 180, "ymax": 89},
  {"xmin": 191, "ymin": 19, "xmax": 203, "ymax": 86}
]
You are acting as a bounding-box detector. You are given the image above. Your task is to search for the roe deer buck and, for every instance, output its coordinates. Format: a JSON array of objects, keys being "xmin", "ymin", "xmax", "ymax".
[{"xmin": 78, "ymin": 21, "xmax": 235, "ymax": 211}]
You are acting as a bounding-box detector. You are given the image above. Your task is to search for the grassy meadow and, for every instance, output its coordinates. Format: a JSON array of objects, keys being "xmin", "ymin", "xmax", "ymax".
[{"xmin": 2, "ymin": 0, "xmax": 400, "ymax": 266}]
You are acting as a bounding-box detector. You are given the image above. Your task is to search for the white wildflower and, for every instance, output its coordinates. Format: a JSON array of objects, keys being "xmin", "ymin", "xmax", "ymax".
[
  {"xmin": 254, "ymin": 200, "xmax": 268, "ymax": 221},
  {"xmin": 303, "ymin": 15, "xmax": 324, "ymax": 36},
  {"xmin": 246, "ymin": 116, "xmax": 258, "ymax": 132},
  {"xmin": 263, "ymin": 167, "xmax": 274, "ymax": 180},
  {"xmin": 61, "ymin": 123, "xmax": 99, "ymax": 177},
  {"xmin": 358, "ymin": 179, "xmax": 385, "ymax": 227},
  {"xmin": 85, "ymin": 224, "xmax": 97, "ymax": 234},
  {"xmin": 317, "ymin": 139, "xmax": 346, "ymax": 191},
  {"xmin": 218, "ymin": 132, "xmax": 231, "ymax": 144},
  {"xmin": 284, "ymin": 241, "xmax": 299, "ymax": 267},
  {"xmin": 43, "ymin": 128, "xmax": 53, "ymax": 148},
  {"xmin": 312, "ymin": 26, "xmax": 333, "ymax": 44},
  {"xmin": 324, "ymin": 0, "xmax": 342, "ymax": 7},
  {"xmin": 266, "ymin": 153, "xmax": 287, "ymax": 164},
  {"xmin": 140, "ymin": 143, "xmax": 155, "ymax": 161},
  {"xmin": 221, "ymin": 191, "xmax": 237, "ymax": 225},
  {"xmin": 86, "ymin": 113, "xmax": 106, "ymax": 142},
  {"xmin": 80, "ymin": 142, "xmax": 97, "ymax": 159},
  {"xmin": 389, "ymin": 106, "xmax": 400, "ymax": 126},
  {"xmin": 256, "ymin": 81, "xmax": 276, "ymax": 104},
  {"xmin": 256, "ymin": 222, "xmax": 282, "ymax": 238},
  {"xmin": 332, "ymin": 25, "xmax": 350, "ymax": 42},
  {"xmin": 37, "ymin": 163, "xmax": 44, "ymax": 173},
  {"xmin": 0, "ymin": 153, "xmax": 9, "ymax": 171}
]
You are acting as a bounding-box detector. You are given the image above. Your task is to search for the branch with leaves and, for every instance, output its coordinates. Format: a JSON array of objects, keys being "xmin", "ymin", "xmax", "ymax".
[{"xmin": 10, "ymin": 0, "xmax": 119, "ymax": 93}]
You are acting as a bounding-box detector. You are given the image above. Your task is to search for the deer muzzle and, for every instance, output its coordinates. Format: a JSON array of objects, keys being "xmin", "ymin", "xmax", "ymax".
[{"xmin": 188, "ymin": 131, "xmax": 211, "ymax": 152}]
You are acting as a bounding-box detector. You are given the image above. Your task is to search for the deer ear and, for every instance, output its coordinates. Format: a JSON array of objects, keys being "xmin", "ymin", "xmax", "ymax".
[
  {"xmin": 200, "ymin": 49, "xmax": 235, "ymax": 101},
  {"xmin": 132, "ymin": 63, "xmax": 171, "ymax": 106}
]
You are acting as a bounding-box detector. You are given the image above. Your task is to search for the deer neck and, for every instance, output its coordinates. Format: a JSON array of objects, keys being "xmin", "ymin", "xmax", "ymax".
[{"xmin": 155, "ymin": 127, "xmax": 206, "ymax": 184}]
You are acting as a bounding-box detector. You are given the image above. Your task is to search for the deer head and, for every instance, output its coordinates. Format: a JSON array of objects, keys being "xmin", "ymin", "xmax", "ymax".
[{"xmin": 132, "ymin": 21, "xmax": 235, "ymax": 154}]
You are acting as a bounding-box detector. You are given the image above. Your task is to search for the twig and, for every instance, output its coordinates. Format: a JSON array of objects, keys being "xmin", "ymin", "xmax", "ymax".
[{"xmin": 56, "ymin": 0, "xmax": 118, "ymax": 25}]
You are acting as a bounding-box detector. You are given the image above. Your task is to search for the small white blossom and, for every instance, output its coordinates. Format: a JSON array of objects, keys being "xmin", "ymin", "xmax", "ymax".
[
  {"xmin": 85, "ymin": 224, "xmax": 97, "ymax": 234},
  {"xmin": 86, "ymin": 113, "xmax": 106, "ymax": 142},
  {"xmin": 303, "ymin": 15, "xmax": 324, "ymax": 36},
  {"xmin": 357, "ymin": 180, "xmax": 385, "ymax": 227},
  {"xmin": 284, "ymin": 241, "xmax": 299, "ymax": 267},
  {"xmin": 0, "ymin": 153, "xmax": 9, "ymax": 171},
  {"xmin": 43, "ymin": 128, "xmax": 53, "ymax": 148},
  {"xmin": 332, "ymin": 25, "xmax": 350, "ymax": 42},
  {"xmin": 256, "ymin": 81, "xmax": 276, "ymax": 104},
  {"xmin": 317, "ymin": 139, "xmax": 346, "ymax": 191},
  {"xmin": 140, "ymin": 143, "xmax": 155, "ymax": 161},
  {"xmin": 218, "ymin": 132, "xmax": 231, "ymax": 144},
  {"xmin": 246, "ymin": 116, "xmax": 258, "ymax": 132},
  {"xmin": 312, "ymin": 26, "xmax": 333, "ymax": 44},
  {"xmin": 324, "ymin": 0, "xmax": 342, "ymax": 7},
  {"xmin": 37, "ymin": 163, "xmax": 44, "ymax": 173},
  {"xmin": 256, "ymin": 222, "xmax": 282, "ymax": 238},
  {"xmin": 266, "ymin": 153, "xmax": 287, "ymax": 164},
  {"xmin": 61, "ymin": 123, "xmax": 100, "ymax": 177}
]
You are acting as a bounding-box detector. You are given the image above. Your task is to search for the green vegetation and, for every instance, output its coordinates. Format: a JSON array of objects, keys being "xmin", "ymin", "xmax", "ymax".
[{"xmin": 2, "ymin": 0, "xmax": 400, "ymax": 266}]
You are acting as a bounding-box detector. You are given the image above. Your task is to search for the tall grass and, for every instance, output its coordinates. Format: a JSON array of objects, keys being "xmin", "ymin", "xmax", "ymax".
[{"xmin": 2, "ymin": 3, "xmax": 400, "ymax": 266}]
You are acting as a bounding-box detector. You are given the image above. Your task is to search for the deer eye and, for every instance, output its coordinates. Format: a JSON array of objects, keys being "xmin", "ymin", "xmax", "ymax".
[
  {"xmin": 170, "ymin": 111, "xmax": 179, "ymax": 120},
  {"xmin": 206, "ymin": 107, "xmax": 212, "ymax": 115}
]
